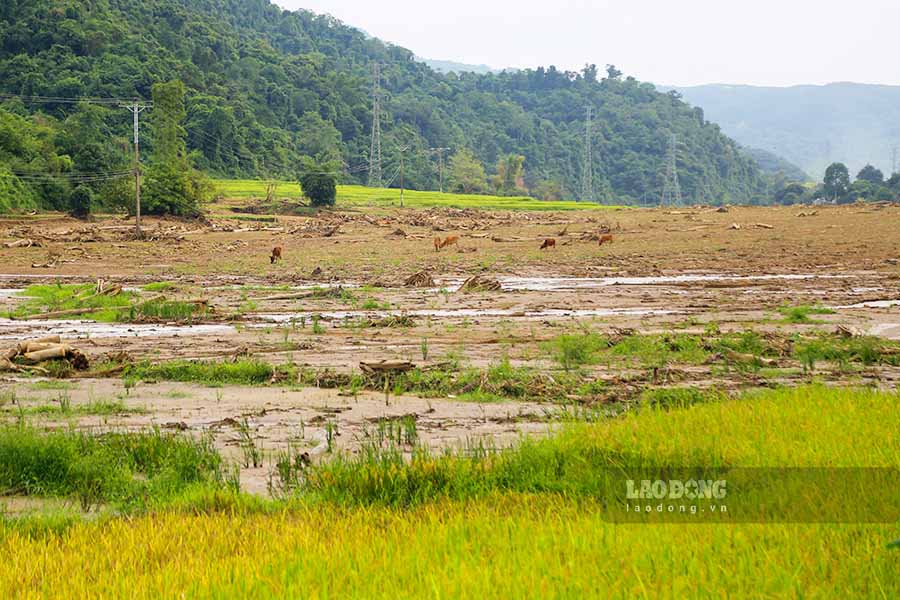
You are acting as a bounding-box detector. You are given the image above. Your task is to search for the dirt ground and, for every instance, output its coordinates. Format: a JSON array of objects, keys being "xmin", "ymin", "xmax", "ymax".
[{"xmin": 1, "ymin": 202, "xmax": 898, "ymax": 494}]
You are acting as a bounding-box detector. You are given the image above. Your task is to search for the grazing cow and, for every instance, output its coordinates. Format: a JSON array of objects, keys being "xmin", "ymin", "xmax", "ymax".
[
  {"xmin": 540, "ymin": 238, "xmax": 556, "ymax": 250},
  {"xmin": 434, "ymin": 236, "xmax": 444, "ymax": 252},
  {"xmin": 270, "ymin": 246, "xmax": 283, "ymax": 264},
  {"xmin": 598, "ymin": 234, "xmax": 614, "ymax": 246},
  {"xmin": 440, "ymin": 236, "xmax": 459, "ymax": 249}
]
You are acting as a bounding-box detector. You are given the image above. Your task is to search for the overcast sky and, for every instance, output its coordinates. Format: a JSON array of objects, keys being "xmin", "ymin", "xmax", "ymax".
[{"xmin": 275, "ymin": 0, "xmax": 899, "ymax": 87}]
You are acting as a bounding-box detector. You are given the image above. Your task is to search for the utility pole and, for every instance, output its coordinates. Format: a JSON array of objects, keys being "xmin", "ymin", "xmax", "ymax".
[
  {"xmin": 582, "ymin": 106, "xmax": 594, "ymax": 202},
  {"xmin": 661, "ymin": 132, "xmax": 682, "ymax": 206},
  {"xmin": 429, "ymin": 147, "xmax": 451, "ymax": 192},
  {"xmin": 121, "ymin": 99, "xmax": 150, "ymax": 238},
  {"xmin": 368, "ymin": 63, "xmax": 383, "ymax": 188},
  {"xmin": 398, "ymin": 145, "xmax": 409, "ymax": 207}
]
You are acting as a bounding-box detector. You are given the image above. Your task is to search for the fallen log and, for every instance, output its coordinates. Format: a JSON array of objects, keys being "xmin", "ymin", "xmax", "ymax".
[
  {"xmin": 23, "ymin": 345, "xmax": 73, "ymax": 363},
  {"xmin": 360, "ymin": 360, "xmax": 415, "ymax": 374},
  {"xmin": 3, "ymin": 239, "xmax": 38, "ymax": 249}
]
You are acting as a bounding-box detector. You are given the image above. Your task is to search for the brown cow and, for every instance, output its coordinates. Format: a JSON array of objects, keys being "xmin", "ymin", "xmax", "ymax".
[
  {"xmin": 540, "ymin": 238, "xmax": 556, "ymax": 250},
  {"xmin": 598, "ymin": 234, "xmax": 614, "ymax": 246},
  {"xmin": 434, "ymin": 236, "xmax": 443, "ymax": 252},
  {"xmin": 270, "ymin": 246, "xmax": 283, "ymax": 264},
  {"xmin": 440, "ymin": 236, "xmax": 459, "ymax": 249}
]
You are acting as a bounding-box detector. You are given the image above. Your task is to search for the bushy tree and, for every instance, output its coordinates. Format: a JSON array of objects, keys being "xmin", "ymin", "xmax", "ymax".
[
  {"xmin": 447, "ymin": 148, "xmax": 487, "ymax": 194},
  {"xmin": 823, "ymin": 162, "xmax": 850, "ymax": 202},
  {"xmin": 492, "ymin": 154, "xmax": 527, "ymax": 196},
  {"xmin": 856, "ymin": 164, "xmax": 884, "ymax": 184},
  {"xmin": 299, "ymin": 157, "xmax": 338, "ymax": 207},
  {"xmin": 69, "ymin": 185, "xmax": 93, "ymax": 218},
  {"xmin": 775, "ymin": 182, "xmax": 808, "ymax": 205}
]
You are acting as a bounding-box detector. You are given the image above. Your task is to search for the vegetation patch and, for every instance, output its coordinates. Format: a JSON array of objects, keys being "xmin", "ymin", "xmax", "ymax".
[{"xmin": 0, "ymin": 425, "xmax": 226, "ymax": 511}]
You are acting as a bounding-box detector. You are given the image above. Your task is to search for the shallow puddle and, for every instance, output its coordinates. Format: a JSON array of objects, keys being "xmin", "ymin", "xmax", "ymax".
[
  {"xmin": 435, "ymin": 273, "xmax": 853, "ymax": 292},
  {"xmin": 0, "ymin": 318, "xmax": 236, "ymax": 340},
  {"xmin": 253, "ymin": 306, "xmax": 679, "ymax": 324},
  {"xmin": 835, "ymin": 299, "xmax": 900, "ymax": 309}
]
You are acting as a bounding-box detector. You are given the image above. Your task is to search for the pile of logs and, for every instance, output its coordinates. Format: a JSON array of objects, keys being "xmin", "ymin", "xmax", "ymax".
[{"xmin": 0, "ymin": 336, "xmax": 89, "ymax": 372}]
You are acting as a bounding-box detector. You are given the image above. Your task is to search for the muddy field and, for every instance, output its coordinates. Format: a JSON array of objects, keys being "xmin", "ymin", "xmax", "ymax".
[{"xmin": 1, "ymin": 203, "xmax": 899, "ymax": 493}]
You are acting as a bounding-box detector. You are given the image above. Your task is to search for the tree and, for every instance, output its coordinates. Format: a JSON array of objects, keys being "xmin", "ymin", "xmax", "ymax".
[
  {"xmin": 447, "ymin": 148, "xmax": 487, "ymax": 194},
  {"xmin": 532, "ymin": 180, "xmax": 563, "ymax": 201},
  {"xmin": 69, "ymin": 185, "xmax": 93, "ymax": 219},
  {"xmin": 144, "ymin": 80, "xmax": 208, "ymax": 216},
  {"xmin": 299, "ymin": 157, "xmax": 338, "ymax": 207},
  {"xmin": 856, "ymin": 164, "xmax": 884, "ymax": 184},
  {"xmin": 823, "ymin": 162, "xmax": 850, "ymax": 202},
  {"xmin": 492, "ymin": 154, "xmax": 526, "ymax": 196},
  {"xmin": 774, "ymin": 182, "xmax": 807, "ymax": 205}
]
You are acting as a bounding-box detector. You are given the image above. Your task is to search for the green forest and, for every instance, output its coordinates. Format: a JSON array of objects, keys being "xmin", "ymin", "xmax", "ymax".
[{"xmin": 0, "ymin": 0, "xmax": 820, "ymax": 213}]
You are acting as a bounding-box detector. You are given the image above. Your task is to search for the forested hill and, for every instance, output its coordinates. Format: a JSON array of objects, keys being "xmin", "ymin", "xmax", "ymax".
[{"xmin": 0, "ymin": 0, "xmax": 766, "ymax": 204}]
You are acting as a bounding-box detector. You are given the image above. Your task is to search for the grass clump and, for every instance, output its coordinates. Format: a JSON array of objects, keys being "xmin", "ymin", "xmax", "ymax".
[
  {"xmin": 0, "ymin": 425, "xmax": 225, "ymax": 511},
  {"xmin": 10, "ymin": 283, "xmax": 134, "ymax": 321},
  {"xmin": 779, "ymin": 304, "xmax": 836, "ymax": 324},
  {"xmin": 142, "ymin": 282, "xmax": 177, "ymax": 292},
  {"xmin": 125, "ymin": 359, "xmax": 278, "ymax": 386},
  {"xmin": 543, "ymin": 333, "xmax": 607, "ymax": 370}
]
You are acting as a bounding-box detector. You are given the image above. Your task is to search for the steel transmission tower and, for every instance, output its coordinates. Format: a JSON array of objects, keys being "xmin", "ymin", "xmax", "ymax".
[
  {"xmin": 581, "ymin": 106, "xmax": 594, "ymax": 202},
  {"xmin": 368, "ymin": 63, "xmax": 383, "ymax": 188},
  {"xmin": 661, "ymin": 132, "xmax": 682, "ymax": 206}
]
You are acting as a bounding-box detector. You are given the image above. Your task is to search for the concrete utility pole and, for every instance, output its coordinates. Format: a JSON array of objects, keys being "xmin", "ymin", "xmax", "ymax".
[
  {"xmin": 661, "ymin": 132, "xmax": 682, "ymax": 206},
  {"xmin": 121, "ymin": 99, "xmax": 150, "ymax": 238},
  {"xmin": 398, "ymin": 145, "xmax": 410, "ymax": 207},
  {"xmin": 582, "ymin": 106, "xmax": 594, "ymax": 202},
  {"xmin": 430, "ymin": 147, "xmax": 450, "ymax": 192},
  {"xmin": 368, "ymin": 63, "xmax": 383, "ymax": 188}
]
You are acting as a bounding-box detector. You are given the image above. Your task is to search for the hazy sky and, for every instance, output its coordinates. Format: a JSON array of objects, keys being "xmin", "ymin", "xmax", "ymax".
[{"xmin": 275, "ymin": 0, "xmax": 899, "ymax": 87}]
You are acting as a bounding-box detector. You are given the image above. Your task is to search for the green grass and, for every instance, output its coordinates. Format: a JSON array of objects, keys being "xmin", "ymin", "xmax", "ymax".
[
  {"xmin": 779, "ymin": 304, "xmax": 836, "ymax": 323},
  {"xmin": 125, "ymin": 359, "xmax": 278, "ymax": 386},
  {"xmin": 9, "ymin": 283, "xmax": 202, "ymax": 323},
  {"xmin": 142, "ymin": 282, "xmax": 177, "ymax": 292},
  {"xmin": 10, "ymin": 283, "xmax": 134, "ymax": 322},
  {"xmin": 0, "ymin": 425, "xmax": 226, "ymax": 511},
  {"xmin": 10, "ymin": 398, "xmax": 145, "ymax": 417},
  {"xmin": 214, "ymin": 180, "xmax": 623, "ymax": 211},
  {"xmin": 300, "ymin": 385, "xmax": 900, "ymax": 507}
]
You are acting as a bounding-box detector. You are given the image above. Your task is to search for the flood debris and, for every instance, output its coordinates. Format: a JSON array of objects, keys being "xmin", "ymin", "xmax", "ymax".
[
  {"xmin": 3, "ymin": 238, "xmax": 39, "ymax": 249},
  {"xmin": 404, "ymin": 270, "xmax": 435, "ymax": 288},
  {"xmin": 0, "ymin": 335, "xmax": 89, "ymax": 371},
  {"xmin": 459, "ymin": 275, "xmax": 502, "ymax": 293}
]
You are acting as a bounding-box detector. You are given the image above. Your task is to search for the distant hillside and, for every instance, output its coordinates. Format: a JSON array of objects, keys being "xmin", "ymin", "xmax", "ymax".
[
  {"xmin": 668, "ymin": 83, "xmax": 900, "ymax": 179},
  {"xmin": 741, "ymin": 147, "xmax": 810, "ymax": 182},
  {"xmin": 419, "ymin": 58, "xmax": 498, "ymax": 75}
]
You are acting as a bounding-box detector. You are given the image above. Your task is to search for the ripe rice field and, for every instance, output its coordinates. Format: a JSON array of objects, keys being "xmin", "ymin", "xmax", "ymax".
[{"xmin": 2, "ymin": 386, "xmax": 899, "ymax": 598}]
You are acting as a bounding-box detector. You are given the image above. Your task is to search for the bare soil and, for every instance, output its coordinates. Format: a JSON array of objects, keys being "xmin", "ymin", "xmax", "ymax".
[{"xmin": 1, "ymin": 203, "xmax": 898, "ymax": 494}]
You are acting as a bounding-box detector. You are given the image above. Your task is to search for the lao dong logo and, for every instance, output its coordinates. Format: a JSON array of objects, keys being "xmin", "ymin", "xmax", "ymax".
[{"xmin": 625, "ymin": 479, "xmax": 727, "ymax": 501}]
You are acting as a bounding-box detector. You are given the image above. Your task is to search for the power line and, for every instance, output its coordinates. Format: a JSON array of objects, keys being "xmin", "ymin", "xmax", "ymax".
[
  {"xmin": 661, "ymin": 132, "xmax": 682, "ymax": 206},
  {"xmin": 368, "ymin": 63, "xmax": 383, "ymax": 188},
  {"xmin": 0, "ymin": 92, "xmax": 151, "ymax": 106}
]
